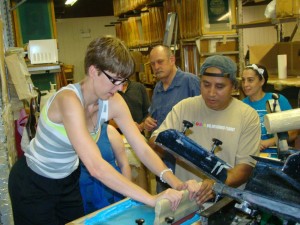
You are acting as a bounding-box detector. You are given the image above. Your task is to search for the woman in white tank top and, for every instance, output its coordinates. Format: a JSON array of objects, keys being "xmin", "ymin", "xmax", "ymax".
[{"xmin": 8, "ymin": 36, "xmax": 201, "ymax": 225}]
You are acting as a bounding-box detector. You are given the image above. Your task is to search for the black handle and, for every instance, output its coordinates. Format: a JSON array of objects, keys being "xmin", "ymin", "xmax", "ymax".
[
  {"xmin": 212, "ymin": 138, "xmax": 222, "ymax": 146},
  {"xmin": 182, "ymin": 120, "xmax": 193, "ymax": 135},
  {"xmin": 211, "ymin": 138, "xmax": 223, "ymax": 154},
  {"xmin": 135, "ymin": 218, "xmax": 145, "ymax": 225},
  {"xmin": 165, "ymin": 216, "xmax": 174, "ymax": 224}
]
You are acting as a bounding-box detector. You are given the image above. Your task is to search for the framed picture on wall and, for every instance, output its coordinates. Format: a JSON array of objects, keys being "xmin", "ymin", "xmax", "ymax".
[{"xmin": 200, "ymin": 0, "xmax": 236, "ymax": 35}]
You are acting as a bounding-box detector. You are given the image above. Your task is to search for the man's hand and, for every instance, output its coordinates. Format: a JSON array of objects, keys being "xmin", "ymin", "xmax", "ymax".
[
  {"xmin": 144, "ymin": 116, "xmax": 157, "ymax": 132},
  {"xmin": 195, "ymin": 179, "xmax": 215, "ymax": 205},
  {"xmin": 135, "ymin": 122, "xmax": 144, "ymax": 132}
]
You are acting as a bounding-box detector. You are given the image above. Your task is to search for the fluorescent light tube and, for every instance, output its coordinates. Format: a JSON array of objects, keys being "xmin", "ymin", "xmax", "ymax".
[{"xmin": 65, "ymin": 0, "xmax": 78, "ymax": 6}]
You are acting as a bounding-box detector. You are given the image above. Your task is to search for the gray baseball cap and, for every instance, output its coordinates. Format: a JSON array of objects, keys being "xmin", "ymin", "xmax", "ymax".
[{"xmin": 200, "ymin": 55, "xmax": 237, "ymax": 82}]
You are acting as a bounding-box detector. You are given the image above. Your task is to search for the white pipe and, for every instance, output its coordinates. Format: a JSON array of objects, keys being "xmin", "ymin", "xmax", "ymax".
[{"xmin": 264, "ymin": 108, "xmax": 300, "ymax": 133}]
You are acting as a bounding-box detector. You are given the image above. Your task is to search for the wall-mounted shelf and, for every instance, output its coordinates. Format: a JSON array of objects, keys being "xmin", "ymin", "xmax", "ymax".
[
  {"xmin": 180, "ymin": 34, "xmax": 239, "ymax": 44},
  {"xmin": 27, "ymin": 63, "xmax": 61, "ymax": 75},
  {"xmin": 200, "ymin": 51, "xmax": 239, "ymax": 57},
  {"xmin": 113, "ymin": 0, "xmax": 164, "ymax": 17},
  {"xmin": 232, "ymin": 17, "xmax": 299, "ymax": 29}
]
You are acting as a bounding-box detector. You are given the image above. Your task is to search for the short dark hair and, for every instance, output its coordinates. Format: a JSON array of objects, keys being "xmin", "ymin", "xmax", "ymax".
[{"xmin": 84, "ymin": 36, "xmax": 135, "ymax": 78}]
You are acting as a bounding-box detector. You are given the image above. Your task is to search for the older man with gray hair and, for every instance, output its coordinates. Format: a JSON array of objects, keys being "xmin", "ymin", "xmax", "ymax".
[{"xmin": 145, "ymin": 45, "xmax": 200, "ymax": 193}]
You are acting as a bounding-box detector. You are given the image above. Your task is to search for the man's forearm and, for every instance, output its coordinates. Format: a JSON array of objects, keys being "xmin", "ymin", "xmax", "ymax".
[{"xmin": 225, "ymin": 164, "xmax": 254, "ymax": 188}]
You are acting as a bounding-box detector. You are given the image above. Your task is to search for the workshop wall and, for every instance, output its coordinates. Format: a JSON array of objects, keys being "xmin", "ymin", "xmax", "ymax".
[
  {"xmin": 242, "ymin": 5, "xmax": 300, "ymax": 52},
  {"xmin": 242, "ymin": 4, "xmax": 300, "ymax": 110},
  {"xmin": 242, "ymin": 5, "xmax": 277, "ymax": 50},
  {"xmin": 56, "ymin": 16, "xmax": 117, "ymax": 83},
  {"xmin": 55, "ymin": 5, "xmax": 300, "ymax": 84}
]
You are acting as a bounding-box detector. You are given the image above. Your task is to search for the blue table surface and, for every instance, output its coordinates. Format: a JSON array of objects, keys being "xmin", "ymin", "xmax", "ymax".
[
  {"xmin": 83, "ymin": 198, "xmax": 201, "ymax": 225},
  {"xmin": 84, "ymin": 199, "xmax": 154, "ymax": 225}
]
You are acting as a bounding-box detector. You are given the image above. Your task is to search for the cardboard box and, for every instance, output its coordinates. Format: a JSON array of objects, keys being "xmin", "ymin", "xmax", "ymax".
[
  {"xmin": 216, "ymin": 41, "xmax": 238, "ymax": 52},
  {"xmin": 276, "ymin": 0, "xmax": 300, "ymax": 17},
  {"xmin": 291, "ymin": 42, "xmax": 300, "ymax": 75},
  {"xmin": 200, "ymin": 40, "xmax": 209, "ymax": 53},
  {"xmin": 249, "ymin": 41, "xmax": 300, "ymax": 76}
]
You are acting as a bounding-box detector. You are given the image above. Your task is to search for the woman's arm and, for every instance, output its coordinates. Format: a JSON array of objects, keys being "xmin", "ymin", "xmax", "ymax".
[
  {"xmin": 109, "ymin": 94, "xmax": 181, "ymax": 187},
  {"xmin": 49, "ymin": 90, "xmax": 183, "ymax": 209},
  {"xmin": 260, "ymin": 138, "xmax": 276, "ymax": 151},
  {"xmin": 260, "ymin": 129, "xmax": 298, "ymax": 151},
  {"xmin": 109, "ymin": 94, "xmax": 200, "ymax": 198},
  {"xmin": 107, "ymin": 124, "xmax": 132, "ymax": 180}
]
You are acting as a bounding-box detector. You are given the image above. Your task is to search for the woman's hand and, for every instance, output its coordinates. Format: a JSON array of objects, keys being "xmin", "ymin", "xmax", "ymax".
[
  {"xmin": 153, "ymin": 189, "xmax": 184, "ymax": 211},
  {"xmin": 176, "ymin": 180, "xmax": 202, "ymax": 200}
]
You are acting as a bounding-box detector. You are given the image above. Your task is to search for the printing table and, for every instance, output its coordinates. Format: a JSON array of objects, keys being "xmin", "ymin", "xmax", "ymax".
[{"xmin": 67, "ymin": 191, "xmax": 202, "ymax": 225}]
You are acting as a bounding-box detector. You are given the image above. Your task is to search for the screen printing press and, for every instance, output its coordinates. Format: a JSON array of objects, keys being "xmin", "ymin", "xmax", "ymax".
[{"xmin": 68, "ymin": 109, "xmax": 300, "ymax": 225}]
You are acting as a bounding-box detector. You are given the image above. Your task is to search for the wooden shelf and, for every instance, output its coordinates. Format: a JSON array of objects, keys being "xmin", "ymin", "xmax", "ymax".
[
  {"xmin": 232, "ymin": 17, "xmax": 299, "ymax": 29},
  {"xmin": 180, "ymin": 34, "xmax": 238, "ymax": 44},
  {"xmin": 237, "ymin": 75, "xmax": 300, "ymax": 90},
  {"xmin": 200, "ymin": 51, "xmax": 239, "ymax": 57},
  {"xmin": 267, "ymin": 75, "xmax": 300, "ymax": 90}
]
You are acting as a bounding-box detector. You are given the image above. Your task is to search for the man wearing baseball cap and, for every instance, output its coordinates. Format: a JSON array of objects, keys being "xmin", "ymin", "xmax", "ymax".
[{"xmin": 150, "ymin": 55, "xmax": 260, "ymax": 204}]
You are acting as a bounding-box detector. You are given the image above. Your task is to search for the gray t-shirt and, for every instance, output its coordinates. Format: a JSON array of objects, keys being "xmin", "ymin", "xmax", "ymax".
[{"xmin": 152, "ymin": 96, "xmax": 260, "ymax": 181}]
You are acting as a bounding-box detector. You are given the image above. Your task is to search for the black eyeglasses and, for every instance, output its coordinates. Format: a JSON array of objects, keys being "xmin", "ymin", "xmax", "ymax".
[{"xmin": 100, "ymin": 70, "xmax": 128, "ymax": 86}]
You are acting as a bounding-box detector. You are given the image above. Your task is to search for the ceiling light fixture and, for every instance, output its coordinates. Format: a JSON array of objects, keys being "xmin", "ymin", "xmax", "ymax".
[{"xmin": 65, "ymin": 0, "xmax": 78, "ymax": 6}]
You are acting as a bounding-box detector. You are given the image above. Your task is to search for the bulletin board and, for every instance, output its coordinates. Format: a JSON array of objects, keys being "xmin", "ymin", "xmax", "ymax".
[{"xmin": 12, "ymin": 0, "xmax": 57, "ymax": 47}]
